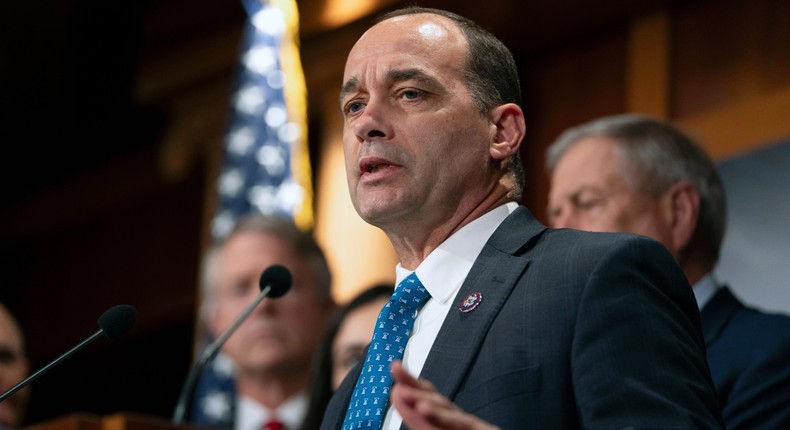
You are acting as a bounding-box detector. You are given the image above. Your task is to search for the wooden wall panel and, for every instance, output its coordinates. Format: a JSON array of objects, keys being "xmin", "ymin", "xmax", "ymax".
[
  {"xmin": 520, "ymin": 30, "xmax": 628, "ymax": 222},
  {"xmin": 670, "ymin": 0, "xmax": 790, "ymax": 157},
  {"xmin": 672, "ymin": 0, "xmax": 790, "ymax": 119}
]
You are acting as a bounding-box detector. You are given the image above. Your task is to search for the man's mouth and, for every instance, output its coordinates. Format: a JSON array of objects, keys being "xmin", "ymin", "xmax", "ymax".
[{"xmin": 368, "ymin": 163, "xmax": 390, "ymax": 173}]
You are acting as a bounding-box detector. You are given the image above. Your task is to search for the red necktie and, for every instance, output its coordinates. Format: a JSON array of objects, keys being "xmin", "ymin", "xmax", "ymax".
[{"xmin": 263, "ymin": 419, "xmax": 284, "ymax": 430}]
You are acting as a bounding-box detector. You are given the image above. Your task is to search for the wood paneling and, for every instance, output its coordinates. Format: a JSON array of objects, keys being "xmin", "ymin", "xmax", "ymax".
[
  {"xmin": 672, "ymin": 0, "xmax": 790, "ymax": 118},
  {"xmin": 520, "ymin": 30, "xmax": 629, "ymax": 220}
]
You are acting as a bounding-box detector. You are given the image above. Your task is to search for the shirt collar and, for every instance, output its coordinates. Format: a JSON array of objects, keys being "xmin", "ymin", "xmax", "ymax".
[
  {"xmin": 693, "ymin": 273, "xmax": 719, "ymax": 310},
  {"xmin": 236, "ymin": 392, "xmax": 307, "ymax": 430},
  {"xmin": 395, "ymin": 202, "xmax": 518, "ymax": 304}
]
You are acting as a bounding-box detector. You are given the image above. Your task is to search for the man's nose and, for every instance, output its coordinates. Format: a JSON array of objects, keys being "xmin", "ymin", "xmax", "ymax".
[
  {"xmin": 551, "ymin": 208, "xmax": 578, "ymax": 229},
  {"xmin": 352, "ymin": 99, "xmax": 390, "ymax": 142}
]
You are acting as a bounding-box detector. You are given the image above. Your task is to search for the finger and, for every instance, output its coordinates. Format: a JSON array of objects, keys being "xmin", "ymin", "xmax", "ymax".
[
  {"xmin": 392, "ymin": 376, "xmax": 500, "ymax": 430},
  {"xmin": 391, "ymin": 383, "xmax": 438, "ymax": 430},
  {"xmin": 392, "ymin": 361, "xmax": 436, "ymax": 391}
]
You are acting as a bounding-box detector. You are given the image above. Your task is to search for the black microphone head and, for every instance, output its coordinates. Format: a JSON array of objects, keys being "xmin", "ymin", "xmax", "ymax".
[
  {"xmin": 258, "ymin": 265, "xmax": 292, "ymax": 298},
  {"xmin": 98, "ymin": 304, "xmax": 137, "ymax": 340}
]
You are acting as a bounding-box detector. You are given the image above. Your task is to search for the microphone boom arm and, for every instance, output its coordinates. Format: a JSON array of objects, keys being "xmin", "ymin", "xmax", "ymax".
[
  {"xmin": 0, "ymin": 329, "xmax": 105, "ymax": 402},
  {"xmin": 171, "ymin": 284, "xmax": 273, "ymax": 424}
]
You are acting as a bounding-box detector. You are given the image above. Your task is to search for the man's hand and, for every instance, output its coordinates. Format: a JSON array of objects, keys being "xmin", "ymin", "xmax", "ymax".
[{"xmin": 390, "ymin": 361, "xmax": 501, "ymax": 430}]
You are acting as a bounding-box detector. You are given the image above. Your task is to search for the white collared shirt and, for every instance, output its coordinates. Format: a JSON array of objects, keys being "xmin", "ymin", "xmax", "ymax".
[
  {"xmin": 382, "ymin": 202, "xmax": 518, "ymax": 430},
  {"xmin": 693, "ymin": 273, "xmax": 720, "ymax": 311},
  {"xmin": 237, "ymin": 392, "xmax": 307, "ymax": 430}
]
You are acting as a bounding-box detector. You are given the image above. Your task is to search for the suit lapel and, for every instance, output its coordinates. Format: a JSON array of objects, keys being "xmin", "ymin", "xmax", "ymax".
[
  {"xmin": 323, "ymin": 207, "xmax": 546, "ymax": 430},
  {"xmin": 417, "ymin": 207, "xmax": 545, "ymax": 401},
  {"xmin": 700, "ymin": 285, "xmax": 743, "ymax": 347}
]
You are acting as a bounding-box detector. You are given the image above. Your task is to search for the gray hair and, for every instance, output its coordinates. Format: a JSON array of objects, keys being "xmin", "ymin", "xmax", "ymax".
[
  {"xmin": 198, "ymin": 213, "xmax": 332, "ymax": 323},
  {"xmin": 546, "ymin": 114, "xmax": 727, "ymax": 267}
]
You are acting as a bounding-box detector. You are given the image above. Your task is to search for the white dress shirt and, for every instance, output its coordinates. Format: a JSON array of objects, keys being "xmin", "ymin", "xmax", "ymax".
[
  {"xmin": 693, "ymin": 273, "xmax": 720, "ymax": 311},
  {"xmin": 382, "ymin": 202, "xmax": 518, "ymax": 430},
  {"xmin": 237, "ymin": 392, "xmax": 307, "ymax": 430}
]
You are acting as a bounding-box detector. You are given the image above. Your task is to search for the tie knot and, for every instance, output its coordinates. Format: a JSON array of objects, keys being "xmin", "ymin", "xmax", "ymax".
[
  {"xmin": 393, "ymin": 272, "xmax": 430, "ymax": 310},
  {"xmin": 262, "ymin": 419, "xmax": 284, "ymax": 430}
]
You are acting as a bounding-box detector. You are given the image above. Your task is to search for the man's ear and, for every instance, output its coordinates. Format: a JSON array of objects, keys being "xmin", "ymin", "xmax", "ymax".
[
  {"xmin": 489, "ymin": 103, "xmax": 525, "ymax": 160},
  {"xmin": 662, "ymin": 181, "xmax": 700, "ymax": 253}
]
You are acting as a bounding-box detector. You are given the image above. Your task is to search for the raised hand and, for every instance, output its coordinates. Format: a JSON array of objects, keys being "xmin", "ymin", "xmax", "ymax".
[{"xmin": 390, "ymin": 361, "xmax": 501, "ymax": 430}]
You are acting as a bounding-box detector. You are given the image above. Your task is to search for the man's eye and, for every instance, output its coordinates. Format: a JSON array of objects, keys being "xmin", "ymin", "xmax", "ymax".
[
  {"xmin": 400, "ymin": 89, "xmax": 422, "ymax": 100},
  {"xmin": 346, "ymin": 101, "xmax": 365, "ymax": 114},
  {"xmin": 572, "ymin": 195, "xmax": 606, "ymax": 211},
  {"xmin": 0, "ymin": 347, "xmax": 18, "ymax": 364},
  {"xmin": 226, "ymin": 280, "xmax": 253, "ymax": 297},
  {"xmin": 577, "ymin": 199, "xmax": 601, "ymax": 210}
]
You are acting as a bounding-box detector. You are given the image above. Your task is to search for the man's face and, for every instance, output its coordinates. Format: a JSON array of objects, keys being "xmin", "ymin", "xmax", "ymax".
[
  {"xmin": 0, "ymin": 307, "xmax": 29, "ymax": 428},
  {"xmin": 208, "ymin": 231, "xmax": 332, "ymax": 378},
  {"xmin": 547, "ymin": 136, "xmax": 673, "ymax": 247},
  {"xmin": 340, "ymin": 13, "xmax": 495, "ymax": 232}
]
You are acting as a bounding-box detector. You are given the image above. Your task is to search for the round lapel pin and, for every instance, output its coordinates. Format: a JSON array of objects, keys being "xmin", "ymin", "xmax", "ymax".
[{"xmin": 459, "ymin": 292, "xmax": 482, "ymax": 313}]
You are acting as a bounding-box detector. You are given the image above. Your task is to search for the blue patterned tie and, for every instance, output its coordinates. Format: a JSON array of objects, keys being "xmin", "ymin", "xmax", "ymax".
[{"xmin": 341, "ymin": 273, "xmax": 431, "ymax": 430}]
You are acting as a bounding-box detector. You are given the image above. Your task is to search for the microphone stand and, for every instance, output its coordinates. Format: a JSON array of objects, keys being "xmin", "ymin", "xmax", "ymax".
[
  {"xmin": 0, "ymin": 304, "xmax": 135, "ymax": 403},
  {"xmin": 0, "ymin": 330, "xmax": 104, "ymax": 402},
  {"xmin": 172, "ymin": 284, "xmax": 274, "ymax": 424}
]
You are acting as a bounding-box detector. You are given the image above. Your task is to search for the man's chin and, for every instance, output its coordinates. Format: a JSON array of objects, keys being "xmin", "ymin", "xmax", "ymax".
[
  {"xmin": 239, "ymin": 352, "xmax": 302, "ymax": 373},
  {"xmin": 356, "ymin": 203, "xmax": 404, "ymax": 228}
]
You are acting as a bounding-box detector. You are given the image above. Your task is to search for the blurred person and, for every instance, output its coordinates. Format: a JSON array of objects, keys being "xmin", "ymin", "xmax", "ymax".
[
  {"xmin": 300, "ymin": 285, "xmax": 393, "ymax": 430},
  {"xmin": 546, "ymin": 113, "xmax": 790, "ymax": 430},
  {"xmin": 189, "ymin": 214, "xmax": 337, "ymax": 430},
  {"xmin": 0, "ymin": 303, "xmax": 30, "ymax": 429},
  {"xmin": 319, "ymin": 6, "xmax": 723, "ymax": 430}
]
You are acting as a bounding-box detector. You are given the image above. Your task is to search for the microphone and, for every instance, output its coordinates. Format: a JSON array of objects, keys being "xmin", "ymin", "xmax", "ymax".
[
  {"xmin": 0, "ymin": 304, "xmax": 137, "ymax": 402},
  {"xmin": 172, "ymin": 265, "xmax": 292, "ymax": 424}
]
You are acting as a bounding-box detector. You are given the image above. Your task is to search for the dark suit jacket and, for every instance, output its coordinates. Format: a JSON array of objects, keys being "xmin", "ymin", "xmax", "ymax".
[
  {"xmin": 702, "ymin": 286, "xmax": 790, "ymax": 430},
  {"xmin": 321, "ymin": 207, "xmax": 723, "ymax": 429}
]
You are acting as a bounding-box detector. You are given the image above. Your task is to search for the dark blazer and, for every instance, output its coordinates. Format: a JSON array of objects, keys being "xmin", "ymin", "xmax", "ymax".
[
  {"xmin": 321, "ymin": 207, "xmax": 723, "ymax": 429},
  {"xmin": 702, "ymin": 286, "xmax": 790, "ymax": 430}
]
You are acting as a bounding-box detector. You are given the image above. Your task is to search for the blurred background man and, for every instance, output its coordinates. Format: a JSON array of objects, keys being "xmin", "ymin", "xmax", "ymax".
[
  {"xmin": 546, "ymin": 114, "xmax": 790, "ymax": 430},
  {"xmin": 188, "ymin": 214, "xmax": 337, "ymax": 430},
  {"xmin": 0, "ymin": 303, "xmax": 30, "ymax": 430}
]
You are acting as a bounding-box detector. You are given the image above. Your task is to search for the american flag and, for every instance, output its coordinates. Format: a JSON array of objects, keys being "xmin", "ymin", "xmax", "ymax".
[
  {"xmin": 210, "ymin": 0, "xmax": 312, "ymax": 240},
  {"xmin": 190, "ymin": 1, "xmax": 311, "ymax": 426}
]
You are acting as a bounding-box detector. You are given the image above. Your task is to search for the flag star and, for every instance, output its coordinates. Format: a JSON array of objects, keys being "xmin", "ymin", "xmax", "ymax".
[
  {"xmin": 256, "ymin": 145, "xmax": 286, "ymax": 176},
  {"xmin": 218, "ymin": 168, "xmax": 245, "ymax": 197},
  {"xmin": 278, "ymin": 122, "xmax": 300, "ymax": 143},
  {"xmin": 212, "ymin": 354, "xmax": 236, "ymax": 377},
  {"xmin": 226, "ymin": 126, "xmax": 256, "ymax": 156},
  {"xmin": 276, "ymin": 179, "xmax": 305, "ymax": 212},
  {"xmin": 265, "ymin": 105, "xmax": 288, "ymax": 128},
  {"xmin": 266, "ymin": 70, "xmax": 286, "ymax": 89},
  {"xmin": 211, "ymin": 211, "xmax": 236, "ymax": 239},
  {"xmin": 251, "ymin": 7, "xmax": 285, "ymax": 36},
  {"xmin": 248, "ymin": 185, "xmax": 279, "ymax": 213},
  {"xmin": 201, "ymin": 390, "xmax": 232, "ymax": 421},
  {"xmin": 244, "ymin": 46, "xmax": 277, "ymax": 75},
  {"xmin": 234, "ymin": 86, "xmax": 266, "ymax": 115}
]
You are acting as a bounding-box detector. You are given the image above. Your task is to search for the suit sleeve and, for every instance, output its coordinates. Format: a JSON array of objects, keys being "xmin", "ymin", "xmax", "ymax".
[
  {"xmin": 718, "ymin": 314, "xmax": 790, "ymax": 430},
  {"xmin": 571, "ymin": 236, "xmax": 724, "ymax": 429}
]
